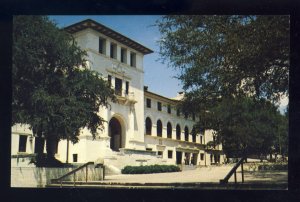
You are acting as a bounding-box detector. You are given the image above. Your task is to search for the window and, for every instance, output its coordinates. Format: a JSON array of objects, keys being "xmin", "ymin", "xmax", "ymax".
[
  {"xmin": 110, "ymin": 43, "xmax": 117, "ymax": 59},
  {"xmin": 184, "ymin": 112, "xmax": 188, "ymax": 119},
  {"xmin": 200, "ymin": 136, "xmax": 203, "ymax": 144},
  {"xmin": 73, "ymin": 154, "xmax": 78, "ymax": 162},
  {"xmin": 157, "ymin": 102, "xmax": 162, "ymax": 111},
  {"xmin": 157, "ymin": 151, "xmax": 163, "ymax": 156},
  {"xmin": 146, "ymin": 98, "xmax": 151, "ymax": 108},
  {"xmin": 108, "ymin": 75, "xmax": 112, "ymax": 87},
  {"xmin": 157, "ymin": 120, "xmax": 162, "ymax": 137},
  {"xmin": 176, "ymin": 124, "xmax": 181, "ymax": 140},
  {"xmin": 192, "ymin": 128, "xmax": 196, "ymax": 143},
  {"xmin": 99, "ymin": 37, "xmax": 106, "ymax": 54},
  {"xmin": 168, "ymin": 150, "xmax": 173, "ymax": 159},
  {"xmin": 184, "ymin": 126, "xmax": 189, "ymax": 142},
  {"xmin": 146, "ymin": 148, "xmax": 152, "ymax": 151},
  {"xmin": 177, "ymin": 108, "xmax": 180, "ymax": 117},
  {"xmin": 121, "ymin": 48, "xmax": 127, "ymax": 63},
  {"xmin": 200, "ymin": 153, "xmax": 204, "ymax": 161},
  {"xmin": 145, "ymin": 117, "xmax": 152, "ymax": 135},
  {"xmin": 167, "ymin": 105, "xmax": 171, "ymax": 114},
  {"xmin": 130, "ymin": 52, "xmax": 136, "ymax": 67},
  {"xmin": 115, "ymin": 77, "xmax": 122, "ymax": 96},
  {"xmin": 167, "ymin": 122, "xmax": 172, "ymax": 138},
  {"xmin": 18, "ymin": 135, "xmax": 27, "ymax": 152},
  {"xmin": 125, "ymin": 81, "xmax": 129, "ymax": 95}
]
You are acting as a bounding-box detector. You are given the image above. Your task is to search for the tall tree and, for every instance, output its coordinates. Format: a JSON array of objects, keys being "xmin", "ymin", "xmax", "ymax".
[
  {"xmin": 157, "ymin": 15, "xmax": 289, "ymax": 158},
  {"xmin": 13, "ymin": 16, "xmax": 115, "ymax": 164}
]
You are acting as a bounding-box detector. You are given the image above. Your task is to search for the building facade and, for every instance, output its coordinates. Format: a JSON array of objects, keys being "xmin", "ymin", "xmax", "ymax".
[{"xmin": 12, "ymin": 19, "xmax": 224, "ymax": 170}]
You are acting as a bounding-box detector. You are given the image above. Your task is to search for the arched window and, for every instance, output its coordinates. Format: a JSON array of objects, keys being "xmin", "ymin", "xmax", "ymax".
[
  {"xmin": 176, "ymin": 124, "xmax": 181, "ymax": 140},
  {"xmin": 184, "ymin": 126, "xmax": 189, "ymax": 142},
  {"xmin": 167, "ymin": 122, "xmax": 172, "ymax": 138},
  {"xmin": 145, "ymin": 117, "xmax": 152, "ymax": 135},
  {"xmin": 157, "ymin": 120, "xmax": 162, "ymax": 137}
]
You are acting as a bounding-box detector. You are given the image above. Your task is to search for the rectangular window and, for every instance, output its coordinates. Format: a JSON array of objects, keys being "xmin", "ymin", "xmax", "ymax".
[
  {"xmin": 157, "ymin": 102, "xmax": 162, "ymax": 111},
  {"xmin": 130, "ymin": 52, "xmax": 136, "ymax": 67},
  {"xmin": 110, "ymin": 43, "xmax": 117, "ymax": 59},
  {"xmin": 168, "ymin": 150, "xmax": 173, "ymax": 159},
  {"xmin": 177, "ymin": 108, "xmax": 181, "ymax": 117},
  {"xmin": 125, "ymin": 81, "xmax": 129, "ymax": 95},
  {"xmin": 157, "ymin": 151, "xmax": 163, "ymax": 156},
  {"xmin": 121, "ymin": 48, "xmax": 127, "ymax": 63},
  {"xmin": 184, "ymin": 112, "xmax": 188, "ymax": 119},
  {"xmin": 146, "ymin": 98, "xmax": 151, "ymax": 108},
  {"xmin": 146, "ymin": 148, "xmax": 152, "ymax": 151},
  {"xmin": 167, "ymin": 105, "xmax": 171, "ymax": 114},
  {"xmin": 99, "ymin": 37, "xmax": 106, "ymax": 54},
  {"xmin": 200, "ymin": 153, "xmax": 204, "ymax": 161},
  {"xmin": 18, "ymin": 135, "xmax": 27, "ymax": 152},
  {"xmin": 115, "ymin": 77, "xmax": 122, "ymax": 96},
  {"xmin": 200, "ymin": 136, "xmax": 203, "ymax": 144},
  {"xmin": 73, "ymin": 154, "xmax": 78, "ymax": 162},
  {"xmin": 108, "ymin": 75, "xmax": 112, "ymax": 87}
]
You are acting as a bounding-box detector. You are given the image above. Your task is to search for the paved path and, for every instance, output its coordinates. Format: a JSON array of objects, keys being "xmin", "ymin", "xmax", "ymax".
[{"xmin": 103, "ymin": 165, "xmax": 287, "ymax": 184}]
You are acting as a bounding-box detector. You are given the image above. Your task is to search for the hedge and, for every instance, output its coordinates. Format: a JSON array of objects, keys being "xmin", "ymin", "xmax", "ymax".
[
  {"xmin": 258, "ymin": 163, "xmax": 288, "ymax": 171},
  {"xmin": 121, "ymin": 165, "xmax": 181, "ymax": 174}
]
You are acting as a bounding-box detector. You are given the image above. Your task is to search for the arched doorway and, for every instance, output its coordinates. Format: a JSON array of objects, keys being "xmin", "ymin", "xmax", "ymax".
[{"xmin": 109, "ymin": 117, "xmax": 122, "ymax": 151}]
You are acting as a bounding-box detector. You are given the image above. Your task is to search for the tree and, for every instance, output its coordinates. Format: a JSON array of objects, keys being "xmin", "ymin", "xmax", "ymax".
[
  {"xmin": 157, "ymin": 15, "xmax": 289, "ymax": 158},
  {"xmin": 157, "ymin": 15, "xmax": 289, "ymax": 103},
  {"xmin": 13, "ymin": 16, "xmax": 115, "ymax": 165}
]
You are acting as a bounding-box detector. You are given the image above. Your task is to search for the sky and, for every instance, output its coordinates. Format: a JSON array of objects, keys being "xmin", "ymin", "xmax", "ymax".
[
  {"xmin": 48, "ymin": 15, "xmax": 288, "ymax": 114},
  {"xmin": 49, "ymin": 15, "xmax": 182, "ymax": 99}
]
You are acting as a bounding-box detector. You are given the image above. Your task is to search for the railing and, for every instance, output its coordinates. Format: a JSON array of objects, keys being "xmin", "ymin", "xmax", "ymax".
[
  {"xmin": 220, "ymin": 157, "xmax": 246, "ymax": 184},
  {"xmin": 51, "ymin": 162, "xmax": 104, "ymax": 187}
]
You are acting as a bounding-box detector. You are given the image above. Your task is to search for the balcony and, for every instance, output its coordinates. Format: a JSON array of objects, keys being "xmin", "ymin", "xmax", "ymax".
[{"xmin": 115, "ymin": 90, "xmax": 137, "ymax": 105}]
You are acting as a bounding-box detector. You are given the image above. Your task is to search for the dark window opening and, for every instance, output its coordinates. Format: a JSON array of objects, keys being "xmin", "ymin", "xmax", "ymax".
[
  {"xmin": 200, "ymin": 153, "xmax": 204, "ymax": 161},
  {"xmin": 157, "ymin": 120, "xmax": 162, "ymax": 137},
  {"xmin": 99, "ymin": 37, "xmax": 106, "ymax": 54},
  {"xmin": 125, "ymin": 81, "xmax": 129, "ymax": 95},
  {"xmin": 167, "ymin": 122, "xmax": 172, "ymax": 138},
  {"xmin": 168, "ymin": 150, "xmax": 173, "ymax": 159},
  {"xmin": 108, "ymin": 75, "xmax": 112, "ymax": 87},
  {"xmin": 176, "ymin": 124, "xmax": 181, "ymax": 140},
  {"xmin": 167, "ymin": 105, "xmax": 171, "ymax": 114},
  {"xmin": 18, "ymin": 135, "xmax": 27, "ymax": 152},
  {"xmin": 145, "ymin": 117, "xmax": 152, "ymax": 135},
  {"xmin": 73, "ymin": 154, "xmax": 78, "ymax": 162},
  {"xmin": 110, "ymin": 43, "xmax": 117, "ymax": 59},
  {"xmin": 115, "ymin": 77, "xmax": 122, "ymax": 96},
  {"xmin": 177, "ymin": 108, "xmax": 180, "ymax": 116},
  {"xmin": 157, "ymin": 102, "xmax": 162, "ymax": 111},
  {"xmin": 158, "ymin": 151, "xmax": 163, "ymax": 156},
  {"xmin": 121, "ymin": 48, "xmax": 127, "ymax": 63},
  {"xmin": 192, "ymin": 128, "xmax": 196, "ymax": 143},
  {"xmin": 146, "ymin": 148, "xmax": 152, "ymax": 151},
  {"xmin": 184, "ymin": 126, "xmax": 189, "ymax": 142},
  {"xmin": 130, "ymin": 52, "xmax": 136, "ymax": 67},
  {"xmin": 146, "ymin": 98, "xmax": 151, "ymax": 108},
  {"xmin": 200, "ymin": 136, "xmax": 203, "ymax": 144}
]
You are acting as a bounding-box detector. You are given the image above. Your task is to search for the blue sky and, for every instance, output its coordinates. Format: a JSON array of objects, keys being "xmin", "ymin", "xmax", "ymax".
[{"xmin": 49, "ymin": 15, "xmax": 182, "ymax": 99}]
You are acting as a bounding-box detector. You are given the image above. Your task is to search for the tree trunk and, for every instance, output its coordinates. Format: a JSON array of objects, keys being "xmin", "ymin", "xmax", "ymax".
[{"xmin": 46, "ymin": 135, "xmax": 58, "ymax": 160}]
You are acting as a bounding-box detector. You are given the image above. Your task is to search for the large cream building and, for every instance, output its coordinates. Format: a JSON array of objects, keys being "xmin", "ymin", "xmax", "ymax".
[{"xmin": 12, "ymin": 19, "xmax": 224, "ymax": 171}]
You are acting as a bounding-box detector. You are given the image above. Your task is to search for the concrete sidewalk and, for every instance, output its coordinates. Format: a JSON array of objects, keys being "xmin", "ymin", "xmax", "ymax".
[{"xmin": 103, "ymin": 165, "xmax": 287, "ymax": 184}]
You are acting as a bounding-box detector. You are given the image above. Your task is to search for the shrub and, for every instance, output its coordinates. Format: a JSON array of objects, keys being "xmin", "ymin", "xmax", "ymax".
[
  {"xmin": 121, "ymin": 164, "xmax": 181, "ymax": 174},
  {"xmin": 258, "ymin": 163, "xmax": 288, "ymax": 171}
]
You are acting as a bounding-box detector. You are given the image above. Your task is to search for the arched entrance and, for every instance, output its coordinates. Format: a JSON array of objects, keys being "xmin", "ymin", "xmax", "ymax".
[{"xmin": 109, "ymin": 117, "xmax": 122, "ymax": 151}]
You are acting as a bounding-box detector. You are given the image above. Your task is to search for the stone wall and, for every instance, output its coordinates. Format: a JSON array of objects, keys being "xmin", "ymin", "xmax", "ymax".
[{"xmin": 11, "ymin": 165, "xmax": 104, "ymax": 187}]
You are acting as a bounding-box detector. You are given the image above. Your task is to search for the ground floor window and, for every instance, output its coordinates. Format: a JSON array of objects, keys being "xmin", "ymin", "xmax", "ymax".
[
  {"xmin": 18, "ymin": 135, "xmax": 27, "ymax": 152},
  {"xmin": 200, "ymin": 153, "xmax": 204, "ymax": 161},
  {"xmin": 73, "ymin": 154, "xmax": 78, "ymax": 162},
  {"xmin": 168, "ymin": 150, "xmax": 173, "ymax": 159},
  {"xmin": 157, "ymin": 151, "xmax": 163, "ymax": 156}
]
